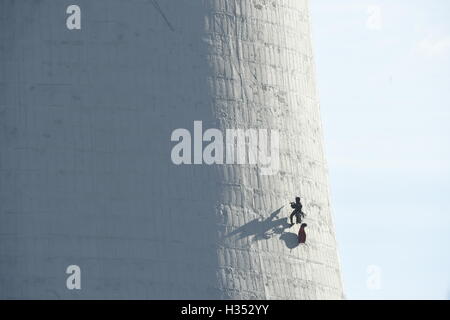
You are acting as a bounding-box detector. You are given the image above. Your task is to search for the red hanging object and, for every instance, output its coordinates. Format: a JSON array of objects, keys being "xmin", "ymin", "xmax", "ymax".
[{"xmin": 298, "ymin": 223, "xmax": 307, "ymax": 244}]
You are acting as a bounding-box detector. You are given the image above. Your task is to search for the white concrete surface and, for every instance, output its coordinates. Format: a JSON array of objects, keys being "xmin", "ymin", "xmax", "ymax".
[{"xmin": 0, "ymin": 0, "xmax": 343, "ymax": 299}]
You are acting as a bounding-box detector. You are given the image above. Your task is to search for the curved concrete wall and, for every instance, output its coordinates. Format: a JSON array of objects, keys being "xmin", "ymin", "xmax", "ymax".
[{"xmin": 0, "ymin": 0, "xmax": 343, "ymax": 299}]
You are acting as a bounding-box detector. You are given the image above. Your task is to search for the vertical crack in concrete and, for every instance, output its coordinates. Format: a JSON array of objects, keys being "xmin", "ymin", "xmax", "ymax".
[{"xmin": 150, "ymin": 0, "xmax": 175, "ymax": 32}]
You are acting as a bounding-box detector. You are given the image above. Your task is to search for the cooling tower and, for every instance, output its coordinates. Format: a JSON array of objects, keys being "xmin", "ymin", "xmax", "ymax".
[{"xmin": 0, "ymin": 0, "xmax": 344, "ymax": 299}]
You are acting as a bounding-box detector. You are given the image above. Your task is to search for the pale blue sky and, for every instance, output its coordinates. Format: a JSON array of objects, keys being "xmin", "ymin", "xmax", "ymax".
[{"xmin": 310, "ymin": 0, "xmax": 450, "ymax": 299}]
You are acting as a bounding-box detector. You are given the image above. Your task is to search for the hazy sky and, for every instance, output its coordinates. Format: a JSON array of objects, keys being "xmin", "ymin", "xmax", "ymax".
[{"xmin": 310, "ymin": 0, "xmax": 450, "ymax": 299}]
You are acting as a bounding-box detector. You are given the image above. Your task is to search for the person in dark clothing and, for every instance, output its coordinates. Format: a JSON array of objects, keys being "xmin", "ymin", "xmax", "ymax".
[{"xmin": 289, "ymin": 196, "xmax": 305, "ymax": 226}]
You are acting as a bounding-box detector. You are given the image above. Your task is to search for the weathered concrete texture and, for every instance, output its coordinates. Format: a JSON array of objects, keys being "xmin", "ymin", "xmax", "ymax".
[
  {"xmin": 208, "ymin": 0, "xmax": 343, "ymax": 299},
  {"xmin": 0, "ymin": 0, "xmax": 343, "ymax": 299}
]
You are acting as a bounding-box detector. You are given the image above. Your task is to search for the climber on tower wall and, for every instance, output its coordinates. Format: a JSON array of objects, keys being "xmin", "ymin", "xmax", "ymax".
[{"xmin": 289, "ymin": 196, "xmax": 305, "ymax": 226}]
